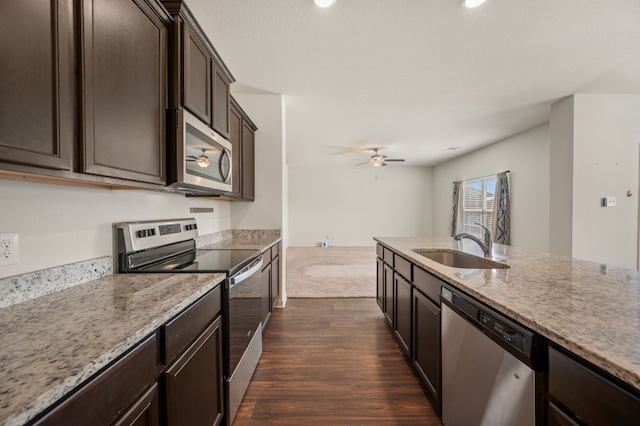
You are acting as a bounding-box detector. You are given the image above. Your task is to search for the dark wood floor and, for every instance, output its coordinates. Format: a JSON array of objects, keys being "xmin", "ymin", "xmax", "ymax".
[{"xmin": 234, "ymin": 298, "xmax": 442, "ymax": 425}]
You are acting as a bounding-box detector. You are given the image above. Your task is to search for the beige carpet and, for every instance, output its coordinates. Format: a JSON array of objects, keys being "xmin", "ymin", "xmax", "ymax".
[{"xmin": 286, "ymin": 246, "xmax": 376, "ymax": 298}]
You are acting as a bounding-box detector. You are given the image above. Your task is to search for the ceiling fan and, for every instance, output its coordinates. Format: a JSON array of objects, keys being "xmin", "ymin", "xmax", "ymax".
[
  {"xmin": 356, "ymin": 148, "xmax": 405, "ymax": 168},
  {"xmin": 187, "ymin": 149, "xmax": 212, "ymax": 168}
]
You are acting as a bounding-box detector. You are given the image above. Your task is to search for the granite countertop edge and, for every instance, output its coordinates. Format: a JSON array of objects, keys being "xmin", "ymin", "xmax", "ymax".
[{"xmin": 374, "ymin": 236, "xmax": 640, "ymax": 393}]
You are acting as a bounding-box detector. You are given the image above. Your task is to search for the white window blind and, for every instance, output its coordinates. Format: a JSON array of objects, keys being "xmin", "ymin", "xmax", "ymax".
[{"xmin": 462, "ymin": 176, "xmax": 496, "ymax": 238}]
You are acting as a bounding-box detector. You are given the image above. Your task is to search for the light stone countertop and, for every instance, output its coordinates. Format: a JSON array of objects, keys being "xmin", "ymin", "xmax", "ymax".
[
  {"xmin": 200, "ymin": 233, "xmax": 281, "ymax": 252},
  {"xmin": 374, "ymin": 236, "xmax": 640, "ymax": 393},
  {"xmin": 0, "ymin": 272, "xmax": 225, "ymax": 426}
]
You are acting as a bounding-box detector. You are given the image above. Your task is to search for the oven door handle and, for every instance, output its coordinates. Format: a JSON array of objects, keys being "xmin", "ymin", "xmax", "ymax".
[{"xmin": 229, "ymin": 255, "xmax": 264, "ymax": 286}]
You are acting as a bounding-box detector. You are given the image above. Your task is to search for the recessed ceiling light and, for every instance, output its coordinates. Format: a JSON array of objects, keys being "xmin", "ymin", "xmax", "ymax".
[
  {"xmin": 445, "ymin": 147, "xmax": 461, "ymax": 152},
  {"xmin": 462, "ymin": 0, "xmax": 487, "ymax": 8},
  {"xmin": 314, "ymin": 0, "xmax": 336, "ymax": 8}
]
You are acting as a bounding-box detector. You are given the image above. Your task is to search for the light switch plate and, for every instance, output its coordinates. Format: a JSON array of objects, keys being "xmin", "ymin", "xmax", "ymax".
[{"xmin": 0, "ymin": 233, "xmax": 19, "ymax": 266}]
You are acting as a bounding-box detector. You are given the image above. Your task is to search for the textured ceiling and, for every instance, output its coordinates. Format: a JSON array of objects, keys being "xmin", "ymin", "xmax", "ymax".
[{"xmin": 187, "ymin": 0, "xmax": 640, "ymax": 166}]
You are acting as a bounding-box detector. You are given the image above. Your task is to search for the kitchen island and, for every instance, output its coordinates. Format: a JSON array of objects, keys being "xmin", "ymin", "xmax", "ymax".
[{"xmin": 375, "ymin": 236, "xmax": 640, "ymax": 392}]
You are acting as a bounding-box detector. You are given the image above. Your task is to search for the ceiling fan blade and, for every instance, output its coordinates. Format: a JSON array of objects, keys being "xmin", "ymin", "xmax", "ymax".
[
  {"xmin": 355, "ymin": 161, "xmax": 370, "ymax": 166},
  {"xmin": 385, "ymin": 159, "xmax": 405, "ymax": 162}
]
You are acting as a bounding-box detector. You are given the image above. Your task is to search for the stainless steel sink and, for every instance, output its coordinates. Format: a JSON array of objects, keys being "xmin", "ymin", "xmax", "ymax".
[{"xmin": 412, "ymin": 249, "xmax": 510, "ymax": 269}]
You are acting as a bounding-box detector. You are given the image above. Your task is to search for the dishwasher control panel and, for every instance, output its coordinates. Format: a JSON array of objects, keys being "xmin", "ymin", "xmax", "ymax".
[{"xmin": 479, "ymin": 311, "xmax": 524, "ymax": 352}]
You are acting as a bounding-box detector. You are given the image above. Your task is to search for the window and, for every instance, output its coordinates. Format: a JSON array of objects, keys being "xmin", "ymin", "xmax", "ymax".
[{"xmin": 462, "ymin": 176, "xmax": 496, "ymax": 239}]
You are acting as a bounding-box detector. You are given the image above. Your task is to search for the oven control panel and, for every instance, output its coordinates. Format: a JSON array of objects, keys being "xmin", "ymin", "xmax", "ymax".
[{"xmin": 116, "ymin": 218, "xmax": 199, "ymax": 253}]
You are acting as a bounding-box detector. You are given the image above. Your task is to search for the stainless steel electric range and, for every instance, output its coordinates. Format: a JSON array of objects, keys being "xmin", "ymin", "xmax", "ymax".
[{"xmin": 115, "ymin": 218, "xmax": 263, "ymax": 426}]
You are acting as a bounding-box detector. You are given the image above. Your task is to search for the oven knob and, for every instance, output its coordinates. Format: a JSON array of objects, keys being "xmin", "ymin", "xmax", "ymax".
[{"xmin": 137, "ymin": 230, "xmax": 145, "ymax": 238}]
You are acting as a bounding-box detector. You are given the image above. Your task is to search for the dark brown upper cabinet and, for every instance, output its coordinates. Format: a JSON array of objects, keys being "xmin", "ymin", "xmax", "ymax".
[
  {"xmin": 212, "ymin": 63, "xmax": 231, "ymax": 138},
  {"xmin": 228, "ymin": 100, "xmax": 243, "ymax": 199},
  {"xmin": 80, "ymin": 0, "xmax": 169, "ymax": 184},
  {"xmin": 0, "ymin": 0, "xmax": 170, "ymax": 188},
  {"xmin": 182, "ymin": 23, "xmax": 211, "ymax": 124},
  {"xmin": 163, "ymin": 1, "xmax": 234, "ymax": 140},
  {"xmin": 0, "ymin": 0, "xmax": 75, "ymax": 171},
  {"xmin": 241, "ymin": 118, "xmax": 256, "ymax": 201},
  {"xmin": 228, "ymin": 97, "xmax": 257, "ymax": 201}
]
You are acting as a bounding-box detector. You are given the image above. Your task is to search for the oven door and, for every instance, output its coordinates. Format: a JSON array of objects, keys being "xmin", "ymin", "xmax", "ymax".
[
  {"xmin": 225, "ymin": 255, "xmax": 264, "ymax": 425},
  {"xmin": 178, "ymin": 108, "xmax": 232, "ymax": 192}
]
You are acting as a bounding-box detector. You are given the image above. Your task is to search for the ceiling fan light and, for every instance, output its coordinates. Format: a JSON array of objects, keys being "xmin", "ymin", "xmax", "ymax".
[
  {"xmin": 370, "ymin": 158, "xmax": 384, "ymax": 168},
  {"xmin": 196, "ymin": 156, "xmax": 210, "ymax": 168},
  {"xmin": 462, "ymin": 0, "xmax": 487, "ymax": 8},
  {"xmin": 314, "ymin": 0, "xmax": 336, "ymax": 8}
]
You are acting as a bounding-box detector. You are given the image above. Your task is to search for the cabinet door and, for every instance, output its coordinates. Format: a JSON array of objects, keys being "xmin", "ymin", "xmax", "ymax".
[
  {"xmin": 271, "ymin": 255, "xmax": 279, "ymax": 310},
  {"xmin": 394, "ymin": 275, "xmax": 412, "ymax": 354},
  {"xmin": 376, "ymin": 258, "xmax": 384, "ymax": 310},
  {"xmin": 227, "ymin": 102, "xmax": 243, "ymax": 198},
  {"xmin": 0, "ymin": 0, "xmax": 74, "ymax": 170},
  {"xmin": 261, "ymin": 263, "xmax": 272, "ymax": 326},
  {"xmin": 413, "ymin": 290, "xmax": 441, "ymax": 407},
  {"xmin": 383, "ymin": 264, "xmax": 394, "ymax": 327},
  {"xmin": 164, "ymin": 316, "xmax": 223, "ymax": 426},
  {"xmin": 81, "ymin": 0, "xmax": 167, "ymax": 184},
  {"xmin": 182, "ymin": 23, "xmax": 211, "ymax": 124},
  {"xmin": 241, "ymin": 121, "xmax": 255, "ymax": 200},
  {"xmin": 114, "ymin": 383, "xmax": 159, "ymax": 426},
  {"xmin": 212, "ymin": 64, "xmax": 230, "ymax": 139}
]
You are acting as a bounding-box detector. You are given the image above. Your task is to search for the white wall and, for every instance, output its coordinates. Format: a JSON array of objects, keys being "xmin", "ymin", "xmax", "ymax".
[
  {"xmin": 570, "ymin": 94, "xmax": 640, "ymax": 268},
  {"xmin": 549, "ymin": 97, "xmax": 574, "ymax": 256},
  {"xmin": 0, "ymin": 179, "xmax": 230, "ymax": 278},
  {"xmin": 288, "ymin": 165, "xmax": 433, "ymax": 246},
  {"xmin": 432, "ymin": 124, "xmax": 550, "ymax": 251},
  {"xmin": 230, "ymin": 94, "xmax": 286, "ymax": 234}
]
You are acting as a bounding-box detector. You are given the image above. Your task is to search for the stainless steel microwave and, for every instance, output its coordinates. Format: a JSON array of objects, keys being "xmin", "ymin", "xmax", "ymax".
[{"xmin": 167, "ymin": 108, "xmax": 232, "ymax": 194}]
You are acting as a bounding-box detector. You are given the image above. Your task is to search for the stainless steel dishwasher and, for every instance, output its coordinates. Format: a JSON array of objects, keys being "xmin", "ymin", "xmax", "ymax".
[{"xmin": 440, "ymin": 286, "xmax": 546, "ymax": 426}]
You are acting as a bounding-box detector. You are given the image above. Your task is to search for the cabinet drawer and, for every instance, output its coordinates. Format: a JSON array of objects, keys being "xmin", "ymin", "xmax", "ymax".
[
  {"xmin": 413, "ymin": 267, "xmax": 442, "ymax": 305},
  {"xmin": 163, "ymin": 285, "xmax": 222, "ymax": 364},
  {"xmin": 394, "ymin": 254, "xmax": 412, "ymax": 281},
  {"xmin": 34, "ymin": 334, "xmax": 158, "ymax": 426},
  {"xmin": 549, "ymin": 346, "xmax": 640, "ymax": 425},
  {"xmin": 376, "ymin": 244, "xmax": 384, "ymax": 258},
  {"xmin": 271, "ymin": 243, "xmax": 279, "ymax": 260},
  {"xmin": 382, "ymin": 247, "xmax": 393, "ymax": 264}
]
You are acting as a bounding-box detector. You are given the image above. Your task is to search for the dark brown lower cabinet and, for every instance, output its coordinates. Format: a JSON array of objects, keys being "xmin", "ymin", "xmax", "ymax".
[
  {"xmin": 394, "ymin": 274, "xmax": 412, "ymax": 354},
  {"xmin": 383, "ymin": 263, "xmax": 394, "ymax": 327},
  {"xmin": 548, "ymin": 346, "xmax": 640, "ymax": 426},
  {"xmin": 413, "ymin": 289, "xmax": 441, "ymax": 408},
  {"xmin": 271, "ymin": 253, "xmax": 279, "ymax": 310},
  {"xmin": 163, "ymin": 316, "xmax": 223, "ymax": 426},
  {"xmin": 376, "ymin": 257, "xmax": 384, "ymax": 310},
  {"xmin": 261, "ymin": 262, "xmax": 272, "ymax": 326},
  {"xmin": 33, "ymin": 334, "xmax": 158, "ymax": 426},
  {"xmin": 114, "ymin": 383, "xmax": 159, "ymax": 426}
]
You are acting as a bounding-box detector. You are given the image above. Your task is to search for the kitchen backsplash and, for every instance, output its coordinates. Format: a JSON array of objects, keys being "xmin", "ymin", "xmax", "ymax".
[
  {"xmin": 0, "ymin": 229, "xmax": 281, "ymax": 308},
  {"xmin": 0, "ymin": 257, "xmax": 112, "ymax": 309}
]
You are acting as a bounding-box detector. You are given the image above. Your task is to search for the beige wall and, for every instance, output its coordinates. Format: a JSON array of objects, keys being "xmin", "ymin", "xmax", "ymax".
[
  {"xmin": 432, "ymin": 124, "xmax": 551, "ymax": 251},
  {"xmin": 550, "ymin": 94, "xmax": 640, "ymax": 268},
  {"xmin": 288, "ymin": 165, "xmax": 433, "ymax": 246}
]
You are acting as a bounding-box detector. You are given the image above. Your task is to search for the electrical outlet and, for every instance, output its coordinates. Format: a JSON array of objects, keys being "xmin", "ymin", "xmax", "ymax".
[{"xmin": 0, "ymin": 233, "xmax": 19, "ymax": 266}]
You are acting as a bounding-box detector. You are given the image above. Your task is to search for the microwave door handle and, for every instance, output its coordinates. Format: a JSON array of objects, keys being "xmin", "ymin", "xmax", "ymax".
[{"xmin": 229, "ymin": 256, "xmax": 264, "ymax": 286}]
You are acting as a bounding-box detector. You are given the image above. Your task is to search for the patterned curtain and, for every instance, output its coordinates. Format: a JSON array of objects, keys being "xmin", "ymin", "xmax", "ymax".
[
  {"xmin": 491, "ymin": 172, "xmax": 511, "ymax": 245},
  {"xmin": 451, "ymin": 181, "xmax": 463, "ymax": 237}
]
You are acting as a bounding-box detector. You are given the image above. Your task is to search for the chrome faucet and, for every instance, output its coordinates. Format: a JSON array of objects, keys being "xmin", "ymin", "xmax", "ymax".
[{"xmin": 454, "ymin": 223, "xmax": 493, "ymax": 257}]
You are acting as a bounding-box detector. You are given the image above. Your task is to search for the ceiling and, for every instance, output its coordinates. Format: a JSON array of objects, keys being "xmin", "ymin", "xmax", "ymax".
[{"xmin": 188, "ymin": 0, "xmax": 640, "ymax": 167}]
